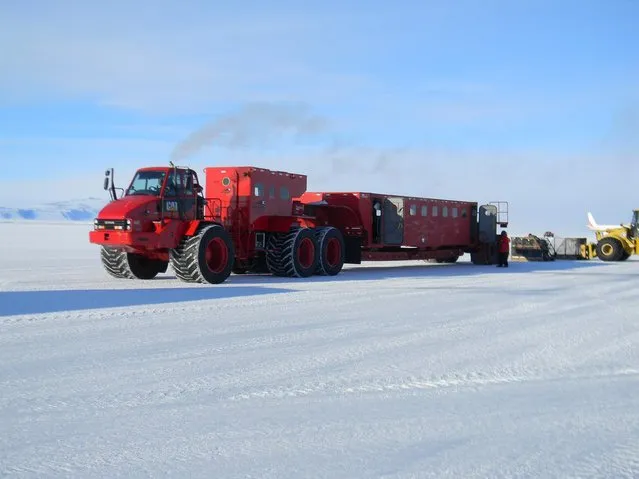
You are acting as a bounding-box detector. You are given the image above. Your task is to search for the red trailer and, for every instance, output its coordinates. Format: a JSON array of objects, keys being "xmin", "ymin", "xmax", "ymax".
[{"xmin": 89, "ymin": 165, "xmax": 508, "ymax": 284}]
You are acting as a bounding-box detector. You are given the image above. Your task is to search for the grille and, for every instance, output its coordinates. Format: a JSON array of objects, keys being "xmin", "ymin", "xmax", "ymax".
[{"xmin": 94, "ymin": 219, "xmax": 130, "ymax": 230}]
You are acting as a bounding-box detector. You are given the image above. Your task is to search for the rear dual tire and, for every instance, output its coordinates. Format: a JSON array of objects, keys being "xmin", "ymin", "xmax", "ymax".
[
  {"xmin": 266, "ymin": 226, "xmax": 345, "ymax": 278},
  {"xmin": 266, "ymin": 227, "xmax": 319, "ymax": 278},
  {"xmin": 314, "ymin": 226, "xmax": 345, "ymax": 276}
]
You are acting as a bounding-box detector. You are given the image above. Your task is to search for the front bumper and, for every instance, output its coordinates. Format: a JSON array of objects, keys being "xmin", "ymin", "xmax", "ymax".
[
  {"xmin": 89, "ymin": 218, "xmax": 182, "ymax": 250},
  {"xmin": 89, "ymin": 229, "xmax": 151, "ymax": 247}
]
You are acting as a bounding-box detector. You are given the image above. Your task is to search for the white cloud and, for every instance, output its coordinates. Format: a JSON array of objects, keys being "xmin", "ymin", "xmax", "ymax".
[{"xmin": 0, "ymin": 2, "xmax": 376, "ymax": 114}]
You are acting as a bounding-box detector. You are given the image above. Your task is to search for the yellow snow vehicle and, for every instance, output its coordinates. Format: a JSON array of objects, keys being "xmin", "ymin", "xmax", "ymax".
[{"xmin": 586, "ymin": 210, "xmax": 639, "ymax": 261}]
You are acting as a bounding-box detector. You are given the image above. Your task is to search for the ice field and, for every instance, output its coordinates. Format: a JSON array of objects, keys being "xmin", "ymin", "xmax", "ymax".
[{"xmin": 1, "ymin": 221, "xmax": 638, "ymax": 478}]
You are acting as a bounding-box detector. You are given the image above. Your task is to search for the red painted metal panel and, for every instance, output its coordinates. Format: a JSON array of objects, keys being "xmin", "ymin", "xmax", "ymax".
[
  {"xmin": 299, "ymin": 191, "xmax": 478, "ymax": 251},
  {"xmin": 203, "ymin": 166, "xmax": 311, "ymax": 260}
]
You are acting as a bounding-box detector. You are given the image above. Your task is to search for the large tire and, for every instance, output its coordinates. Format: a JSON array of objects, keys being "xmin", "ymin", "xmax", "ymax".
[
  {"xmin": 170, "ymin": 224, "xmax": 234, "ymax": 284},
  {"xmin": 265, "ymin": 233, "xmax": 284, "ymax": 276},
  {"xmin": 314, "ymin": 226, "xmax": 345, "ymax": 276},
  {"xmin": 596, "ymin": 237, "xmax": 624, "ymax": 262},
  {"xmin": 266, "ymin": 227, "xmax": 318, "ymax": 278},
  {"xmin": 100, "ymin": 246, "xmax": 164, "ymax": 280}
]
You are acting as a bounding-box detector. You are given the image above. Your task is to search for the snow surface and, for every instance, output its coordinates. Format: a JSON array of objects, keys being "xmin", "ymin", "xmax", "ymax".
[{"xmin": 1, "ymin": 221, "xmax": 638, "ymax": 478}]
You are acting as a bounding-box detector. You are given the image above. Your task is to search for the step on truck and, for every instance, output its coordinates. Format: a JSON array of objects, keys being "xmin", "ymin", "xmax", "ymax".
[{"xmin": 89, "ymin": 164, "xmax": 509, "ymax": 284}]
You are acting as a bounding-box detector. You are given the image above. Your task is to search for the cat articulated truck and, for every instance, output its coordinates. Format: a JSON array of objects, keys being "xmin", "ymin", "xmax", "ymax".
[{"xmin": 89, "ymin": 164, "xmax": 509, "ymax": 284}]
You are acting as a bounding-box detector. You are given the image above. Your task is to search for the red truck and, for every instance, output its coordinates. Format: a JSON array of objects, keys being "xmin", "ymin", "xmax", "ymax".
[{"xmin": 89, "ymin": 164, "xmax": 508, "ymax": 284}]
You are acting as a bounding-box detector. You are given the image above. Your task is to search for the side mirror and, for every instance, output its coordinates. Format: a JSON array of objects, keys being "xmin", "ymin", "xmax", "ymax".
[{"xmin": 104, "ymin": 168, "xmax": 117, "ymax": 201}]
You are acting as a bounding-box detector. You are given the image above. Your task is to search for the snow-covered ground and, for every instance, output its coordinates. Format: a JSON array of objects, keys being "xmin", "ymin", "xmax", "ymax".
[{"xmin": 1, "ymin": 221, "xmax": 638, "ymax": 478}]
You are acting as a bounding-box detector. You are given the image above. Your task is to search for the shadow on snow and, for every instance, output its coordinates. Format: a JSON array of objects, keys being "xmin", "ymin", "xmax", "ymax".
[
  {"xmin": 0, "ymin": 260, "xmax": 620, "ymax": 317},
  {"xmin": 0, "ymin": 285, "xmax": 294, "ymax": 316},
  {"xmin": 225, "ymin": 259, "xmax": 614, "ymax": 285}
]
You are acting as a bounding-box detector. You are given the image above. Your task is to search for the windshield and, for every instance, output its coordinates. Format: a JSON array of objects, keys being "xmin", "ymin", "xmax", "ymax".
[{"xmin": 126, "ymin": 170, "xmax": 166, "ymax": 196}]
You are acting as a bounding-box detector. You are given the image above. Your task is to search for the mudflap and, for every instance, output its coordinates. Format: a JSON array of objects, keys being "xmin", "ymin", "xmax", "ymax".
[
  {"xmin": 344, "ymin": 236, "xmax": 362, "ymax": 264},
  {"xmin": 471, "ymin": 243, "xmax": 498, "ymax": 265}
]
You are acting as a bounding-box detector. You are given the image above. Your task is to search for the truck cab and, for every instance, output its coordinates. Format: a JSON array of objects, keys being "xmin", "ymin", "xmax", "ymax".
[{"xmin": 100, "ymin": 166, "xmax": 205, "ymax": 224}]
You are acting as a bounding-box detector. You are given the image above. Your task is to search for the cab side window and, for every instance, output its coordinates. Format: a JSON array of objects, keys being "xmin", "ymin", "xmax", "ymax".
[
  {"xmin": 184, "ymin": 171, "xmax": 195, "ymax": 195},
  {"xmin": 165, "ymin": 170, "xmax": 194, "ymax": 196}
]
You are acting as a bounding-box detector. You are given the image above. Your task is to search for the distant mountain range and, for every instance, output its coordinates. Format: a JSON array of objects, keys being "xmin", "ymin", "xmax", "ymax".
[{"xmin": 0, "ymin": 197, "xmax": 109, "ymax": 222}]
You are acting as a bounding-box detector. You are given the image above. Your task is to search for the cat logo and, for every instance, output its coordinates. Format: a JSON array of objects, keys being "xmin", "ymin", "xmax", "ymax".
[{"xmin": 165, "ymin": 200, "xmax": 178, "ymax": 212}]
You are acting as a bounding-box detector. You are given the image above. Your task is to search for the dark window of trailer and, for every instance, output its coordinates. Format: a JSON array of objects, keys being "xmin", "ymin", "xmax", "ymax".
[
  {"xmin": 421, "ymin": 205, "xmax": 428, "ymax": 216},
  {"xmin": 254, "ymin": 183, "xmax": 264, "ymax": 197},
  {"xmin": 280, "ymin": 186, "xmax": 290, "ymax": 200}
]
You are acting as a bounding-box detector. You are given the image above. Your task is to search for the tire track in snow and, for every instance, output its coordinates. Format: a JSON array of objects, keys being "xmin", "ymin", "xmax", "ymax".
[
  {"xmin": 228, "ymin": 367, "xmax": 639, "ymax": 401},
  {"xmin": 6, "ymin": 366, "xmax": 637, "ymax": 417}
]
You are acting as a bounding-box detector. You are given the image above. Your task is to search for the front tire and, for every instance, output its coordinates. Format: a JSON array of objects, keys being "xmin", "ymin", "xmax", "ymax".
[
  {"xmin": 170, "ymin": 224, "xmax": 234, "ymax": 284},
  {"xmin": 100, "ymin": 246, "xmax": 163, "ymax": 280},
  {"xmin": 596, "ymin": 237, "xmax": 624, "ymax": 262}
]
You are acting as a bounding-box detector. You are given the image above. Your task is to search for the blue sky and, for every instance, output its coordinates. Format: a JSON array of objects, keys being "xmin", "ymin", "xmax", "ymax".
[{"xmin": 0, "ymin": 0, "xmax": 637, "ymax": 234}]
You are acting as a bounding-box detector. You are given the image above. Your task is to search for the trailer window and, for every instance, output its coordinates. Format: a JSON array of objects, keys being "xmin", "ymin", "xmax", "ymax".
[
  {"xmin": 432, "ymin": 206, "xmax": 438, "ymax": 216},
  {"xmin": 421, "ymin": 205, "xmax": 428, "ymax": 216},
  {"xmin": 280, "ymin": 186, "xmax": 289, "ymax": 200},
  {"xmin": 452, "ymin": 207, "xmax": 458, "ymax": 218},
  {"xmin": 443, "ymin": 206, "xmax": 448, "ymax": 217},
  {"xmin": 269, "ymin": 186, "xmax": 275, "ymax": 199},
  {"xmin": 462, "ymin": 208, "xmax": 467, "ymax": 218},
  {"xmin": 409, "ymin": 204, "xmax": 416, "ymax": 216},
  {"xmin": 254, "ymin": 183, "xmax": 264, "ymax": 197}
]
